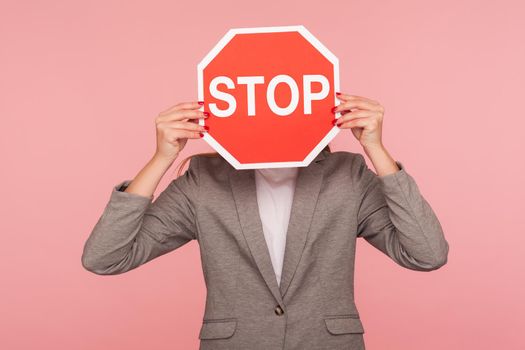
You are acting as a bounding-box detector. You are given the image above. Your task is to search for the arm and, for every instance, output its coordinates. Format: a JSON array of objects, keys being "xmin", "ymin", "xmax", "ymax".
[
  {"xmin": 81, "ymin": 155, "xmax": 199, "ymax": 275},
  {"xmin": 355, "ymin": 153, "xmax": 449, "ymax": 271}
]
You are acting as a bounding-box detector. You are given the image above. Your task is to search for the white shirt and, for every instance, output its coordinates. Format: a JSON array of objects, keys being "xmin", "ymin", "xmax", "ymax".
[{"xmin": 254, "ymin": 167, "xmax": 299, "ymax": 286}]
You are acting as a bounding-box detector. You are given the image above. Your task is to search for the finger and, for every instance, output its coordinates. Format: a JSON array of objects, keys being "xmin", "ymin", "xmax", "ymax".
[
  {"xmin": 166, "ymin": 130, "xmax": 203, "ymax": 142},
  {"xmin": 159, "ymin": 101, "xmax": 204, "ymax": 116},
  {"xmin": 334, "ymin": 110, "xmax": 375, "ymax": 124},
  {"xmin": 157, "ymin": 109, "xmax": 208, "ymax": 123},
  {"xmin": 332, "ymin": 99, "xmax": 381, "ymax": 114},
  {"xmin": 336, "ymin": 93, "xmax": 378, "ymax": 104},
  {"xmin": 335, "ymin": 93, "xmax": 376, "ymax": 103},
  {"xmin": 337, "ymin": 117, "xmax": 369, "ymax": 129},
  {"xmin": 162, "ymin": 120, "xmax": 208, "ymax": 132}
]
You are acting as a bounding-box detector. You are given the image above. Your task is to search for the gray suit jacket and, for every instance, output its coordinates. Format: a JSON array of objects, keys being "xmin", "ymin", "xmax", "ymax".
[{"xmin": 81, "ymin": 149, "xmax": 449, "ymax": 350}]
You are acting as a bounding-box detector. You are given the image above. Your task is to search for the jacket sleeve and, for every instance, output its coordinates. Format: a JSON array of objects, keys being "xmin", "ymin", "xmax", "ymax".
[
  {"xmin": 81, "ymin": 156, "xmax": 199, "ymax": 275},
  {"xmin": 355, "ymin": 153, "xmax": 449, "ymax": 271}
]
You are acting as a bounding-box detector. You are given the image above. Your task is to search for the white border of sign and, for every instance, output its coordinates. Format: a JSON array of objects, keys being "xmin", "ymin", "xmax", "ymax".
[{"xmin": 197, "ymin": 25, "xmax": 340, "ymax": 170}]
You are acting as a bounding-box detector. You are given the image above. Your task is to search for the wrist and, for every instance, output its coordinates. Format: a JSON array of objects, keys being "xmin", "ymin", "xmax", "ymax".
[
  {"xmin": 362, "ymin": 142, "xmax": 385, "ymax": 154},
  {"xmin": 151, "ymin": 153, "xmax": 177, "ymax": 168}
]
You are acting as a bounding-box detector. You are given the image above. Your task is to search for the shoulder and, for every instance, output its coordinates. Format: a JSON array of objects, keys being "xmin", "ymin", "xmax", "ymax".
[
  {"xmin": 190, "ymin": 150, "xmax": 367, "ymax": 168},
  {"xmin": 186, "ymin": 152, "xmax": 232, "ymax": 182},
  {"xmin": 321, "ymin": 150, "xmax": 372, "ymax": 191},
  {"xmin": 188, "ymin": 150, "xmax": 368, "ymax": 179},
  {"xmin": 323, "ymin": 150, "xmax": 367, "ymax": 171}
]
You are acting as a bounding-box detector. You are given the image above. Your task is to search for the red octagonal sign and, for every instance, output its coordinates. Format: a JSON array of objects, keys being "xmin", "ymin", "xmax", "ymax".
[{"xmin": 198, "ymin": 25, "xmax": 340, "ymax": 169}]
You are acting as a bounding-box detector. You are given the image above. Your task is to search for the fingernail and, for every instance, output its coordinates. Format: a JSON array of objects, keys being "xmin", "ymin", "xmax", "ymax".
[
  {"xmin": 331, "ymin": 106, "xmax": 338, "ymax": 114},
  {"xmin": 336, "ymin": 122, "xmax": 342, "ymax": 127},
  {"xmin": 199, "ymin": 133, "xmax": 204, "ymax": 137},
  {"xmin": 198, "ymin": 101, "xmax": 204, "ymax": 105},
  {"xmin": 203, "ymin": 125, "xmax": 210, "ymax": 131},
  {"xmin": 336, "ymin": 92, "xmax": 341, "ymax": 95},
  {"xmin": 331, "ymin": 119, "xmax": 338, "ymax": 125},
  {"xmin": 203, "ymin": 111, "xmax": 210, "ymax": 117}
]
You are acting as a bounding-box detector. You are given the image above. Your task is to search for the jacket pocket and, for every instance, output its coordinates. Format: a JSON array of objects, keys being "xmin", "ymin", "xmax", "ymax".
[
  {"xmin": 324, "ymin": 314, "xmax": 365, "ymax": 335},
  {"xmin": 199, "ymin": 318, "xmax": 238, "ymax": 340}
]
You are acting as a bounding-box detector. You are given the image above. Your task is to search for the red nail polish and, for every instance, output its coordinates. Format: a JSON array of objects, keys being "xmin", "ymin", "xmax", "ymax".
[
  {"xmin": 198, "ymin": 101, "xmax": 204, "ymax": 105},
  {"xmin": 331, "ymin": 106, "xmax": 337, "ymax": 113},
  {"xmin": 336, "ymin": 122, "xmax": 342, "ymax": 127},
  {"xmin": 203, "ymin": 125, "xmax": 210, "ymax": 131},
  {"xmin": 331, "ymin": 119, "xmax": 338, "ymax": 125},
  {"xmin": 199, "ymin": 133, "xmax": 204, "ymax": 137},
  {"xmin": 203, "ymin": 111, "xmax": 210, "ymax": 116},
  {"xmin": 336, "ymin": 92, "xmax": 341, "ymax": 95}
]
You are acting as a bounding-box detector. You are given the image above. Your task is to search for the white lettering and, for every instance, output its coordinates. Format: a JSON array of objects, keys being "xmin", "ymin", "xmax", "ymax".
[
  {"xmin": 266, "ymin": 74, "xmax": 299, "ymax": 116},
  {"xmin": 237, "ymin": 76, "xmax": 265, "ymax": 116},
  {"xmin": 303, "ymin": 74, "xmax": 330, "ymax": 114},
  {"xmin": 209, "ymin": 76, "xmax": 237, "ymax": 117}
]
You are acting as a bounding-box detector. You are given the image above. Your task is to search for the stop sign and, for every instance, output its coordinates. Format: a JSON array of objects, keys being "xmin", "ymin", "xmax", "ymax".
[{"xmin": 197, "ymin": 25, "xmax": 340, "ymax": 169}]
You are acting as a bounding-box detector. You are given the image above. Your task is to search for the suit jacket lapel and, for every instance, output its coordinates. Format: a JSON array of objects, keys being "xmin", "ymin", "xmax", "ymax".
[
  {"xmin": 229, "ymin": 166, "xmax": 284, "ymax": 305},
  {"xmin": 279, "ymin": 151, "xmax": 326, "ymax": 298},
  {"xmin": 229, "ymin": 150, "xmax": 328, "ymax": 304}
]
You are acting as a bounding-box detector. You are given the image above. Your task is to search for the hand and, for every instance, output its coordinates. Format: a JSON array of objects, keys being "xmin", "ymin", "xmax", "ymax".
[
  {"xmin": 331, "ymin": 93, "xmax": 385, "ymax": 149},
  {"xmin": 154, "ymin": 101, "xmax": 209, "ymax": 162}
]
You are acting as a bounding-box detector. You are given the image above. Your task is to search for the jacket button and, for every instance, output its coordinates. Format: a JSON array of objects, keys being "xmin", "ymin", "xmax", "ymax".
[{"xmin": 274, "ymin": 305, "xmax": 284, "ymax": 316}]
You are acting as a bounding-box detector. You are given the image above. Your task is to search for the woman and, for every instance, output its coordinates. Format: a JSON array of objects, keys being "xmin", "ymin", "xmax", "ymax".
[{"xmin": 81, "ymin": 93, "xmax": 449, "ymax": 350}]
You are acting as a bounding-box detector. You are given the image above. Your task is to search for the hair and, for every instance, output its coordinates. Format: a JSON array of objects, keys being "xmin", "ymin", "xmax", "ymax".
[{"xmin": 175, "ymin": 144, "xmax": 332, "ymax": 177}]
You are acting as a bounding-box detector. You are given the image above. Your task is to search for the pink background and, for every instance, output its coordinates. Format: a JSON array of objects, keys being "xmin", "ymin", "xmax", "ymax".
[{"xmin": 1, "ymin": 1, "xmax": 524, "ymax": 349}]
